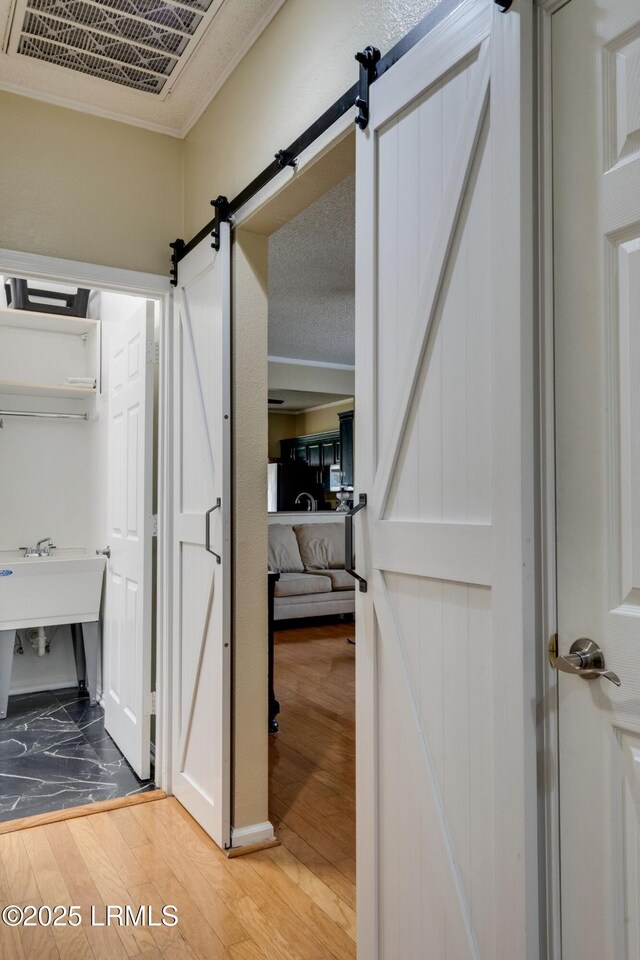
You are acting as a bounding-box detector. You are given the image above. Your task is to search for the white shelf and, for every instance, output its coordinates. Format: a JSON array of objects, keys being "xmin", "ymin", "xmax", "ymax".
[
  {"xmin": 0, "ymin": 307, "xmax": 97, "ymax": 336},
  {"xmin": 0, "ymin": 380, "xmax": 96, "ymax": 399}
]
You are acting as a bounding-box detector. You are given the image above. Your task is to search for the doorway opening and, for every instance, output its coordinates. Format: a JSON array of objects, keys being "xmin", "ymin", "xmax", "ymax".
[
  {"xmin": 264, "ymin": 172, "xmax": 357, "ymax": 898},
  {"xmin": 0, "ymin": 272, "xmax": 161, "ymax": 823}
]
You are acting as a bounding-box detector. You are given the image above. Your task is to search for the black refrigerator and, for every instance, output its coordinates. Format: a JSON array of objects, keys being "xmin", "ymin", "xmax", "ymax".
[{"xmin": 274, "ymin": 460, "xmax": 326, "ymax": 511}]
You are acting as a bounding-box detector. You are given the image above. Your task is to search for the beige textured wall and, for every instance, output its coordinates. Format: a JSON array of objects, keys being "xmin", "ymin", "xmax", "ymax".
[
  {"xmin": 0, "ymin": 91, "xmax": 183, "ymax": 275},
  {"xmin": 232, "ymin": 228, "xmax": 269, "ymax": 828},
  {"xmin": 268, "ymin": 412, "xmax": 296, "ymax": 459},
  {"xmin": 296, "ymin": 400, "xmax": 354, "ymax": 438},
  {"xmin": 183, "ymin": 0, "xmax": 443, "ymax": 240}
]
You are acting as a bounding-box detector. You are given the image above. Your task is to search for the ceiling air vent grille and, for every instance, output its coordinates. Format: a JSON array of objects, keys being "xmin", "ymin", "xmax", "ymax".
[
  {"xmin": 27, "ymin": 0, "xmax": 190, "ymax": 55},
  {"xmin": 18, "ymin": 34, "xmax": 168, "ymax": 90},
  {"xmin": 14, "ymin": 0, "xmax": 216, "ymax": 94}
]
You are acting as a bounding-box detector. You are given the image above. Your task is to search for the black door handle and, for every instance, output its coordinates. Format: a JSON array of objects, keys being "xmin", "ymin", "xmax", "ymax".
[
  {"xmin": 345, "ymin": 494, "xmax": 367, "ymax": 592},
  {"xmin": 205, "ymin": 498, "xmax": 222, "ymax": 564}
]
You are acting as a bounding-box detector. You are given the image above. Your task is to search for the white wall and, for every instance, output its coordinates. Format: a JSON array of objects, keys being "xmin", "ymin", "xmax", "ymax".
[
  {"xmin": 0, "ymin": 293, "xmax": 95, "ymax": 691},
  {"xmin": 1, "ymin": 288, "xmax": 151, "ymax": 694}
]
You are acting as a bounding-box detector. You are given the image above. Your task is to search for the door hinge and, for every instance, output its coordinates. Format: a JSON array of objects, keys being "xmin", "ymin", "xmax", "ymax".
[
  {"xmin": 147, "ymin": 342, "xmax": 159, "ymax": 364},
  {"xmin": 147, "ymin": 691, "xmax": 157, "ymax": 716},
  {"xmin": 146, "ymin": 515, "xmax": 158, "ymax": 537}
]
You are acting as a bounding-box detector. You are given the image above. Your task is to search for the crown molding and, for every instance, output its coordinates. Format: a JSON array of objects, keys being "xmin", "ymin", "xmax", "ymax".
[
  {"xmin": 0, "ymin": 78, "xmax": 184, "ymax": 137},
  {"xmin": 268, "ymin": 356, "xmax": 356, "ymax": 371},
  {"xmin": 299, "ymin": 397, "xmax": 354, "ymax": 414}
]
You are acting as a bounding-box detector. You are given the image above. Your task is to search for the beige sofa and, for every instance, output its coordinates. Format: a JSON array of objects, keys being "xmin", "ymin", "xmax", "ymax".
[{"xmin": 268, "ymin": 522, "xmax": 356, "ymax": 621}]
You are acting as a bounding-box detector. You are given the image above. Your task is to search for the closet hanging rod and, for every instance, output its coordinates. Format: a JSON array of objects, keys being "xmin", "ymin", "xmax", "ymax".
[{"xmin": 0, "ymin": 410, "xmax": 88, "ymax": 421}]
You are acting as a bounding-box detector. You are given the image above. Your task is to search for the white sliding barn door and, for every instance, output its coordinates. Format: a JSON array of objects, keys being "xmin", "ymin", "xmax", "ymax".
[
  {"xmin": 355, "ymin": 1, "xmax": 538, "ymax": 957},
  {"xmin": 104, "ymin": 300, "xmax": 154, "ymax": 780},
  {"xmin": 172, "ymin": 228, "xmax": 231, "ymax": 849}
]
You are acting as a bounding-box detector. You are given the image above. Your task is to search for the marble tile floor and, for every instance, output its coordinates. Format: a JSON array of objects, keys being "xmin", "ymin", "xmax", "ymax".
[{"xmin": 0, "ymin": 687, "xmax": 155, "ymax": 823}]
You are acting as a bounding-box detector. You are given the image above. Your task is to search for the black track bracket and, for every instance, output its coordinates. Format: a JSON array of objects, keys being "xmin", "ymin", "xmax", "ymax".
[
  {"xmin": 210, "ymin": 195, "xmax": 230, "ymax": 250},
  {"xmin": 169, "ymin": 238, "xmax": 185, "ymax": 286},
  {"xmin": 274, "ymin": 149, "xmax": 297, "ymax": 170},
  {"xmin": 355, "ymin": 45, "xmax": 381, "ymax": 130}
]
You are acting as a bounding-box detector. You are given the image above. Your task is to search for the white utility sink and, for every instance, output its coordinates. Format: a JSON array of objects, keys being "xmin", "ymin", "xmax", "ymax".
[{"xmin": 0, "ymin": 548, "xmax": 106, "ymax": 631}]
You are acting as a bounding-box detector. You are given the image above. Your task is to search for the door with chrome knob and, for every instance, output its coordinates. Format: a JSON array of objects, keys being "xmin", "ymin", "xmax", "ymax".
[{"xmin": 553, "ymin": 0, "xmax": 640, "ymax": 953}]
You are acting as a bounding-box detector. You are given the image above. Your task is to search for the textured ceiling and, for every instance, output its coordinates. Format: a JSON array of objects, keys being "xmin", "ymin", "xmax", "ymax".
[
  {"xmin": 268, "ymin": 174, "xmax": 355, "ymax": 366},
  {"xmin": 267, "ymin": 389, "xmax": 352, "ymax": 413},
  {"xmin": 0, "ymin": 0, "xmax": 284, "ymax": 135}
]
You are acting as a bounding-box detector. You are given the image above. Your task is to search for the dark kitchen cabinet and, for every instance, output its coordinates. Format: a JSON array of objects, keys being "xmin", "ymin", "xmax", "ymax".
[
  {"xmin": 307, "ymin": 443, "xmax": 321, "ymax": 467},
  {"xmin": 279, "ymin": 415, "xmax": 354, "ymax": 490},
  {"xmin": 280, "ymin": 431, "xmax": 340, "ymax": 470},
  {"xmin": 338, "ymin": 410, "xmax": 354, "ymax": 487},
  {"xmin": 321, "ymin": 440, "xmax": 337, "ymax": 468}
]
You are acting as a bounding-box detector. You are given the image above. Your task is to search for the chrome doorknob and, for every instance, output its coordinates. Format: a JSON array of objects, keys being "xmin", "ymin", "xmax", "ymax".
[
  {"xmin": 96, "ymin": 546, "xmax": 111, "ymax": 559},
  {"xmin": 550, "ymin": 637, "xmax": 621, "ymax": 687}
]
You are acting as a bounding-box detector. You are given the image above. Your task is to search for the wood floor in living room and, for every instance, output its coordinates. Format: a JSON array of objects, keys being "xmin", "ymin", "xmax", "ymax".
[
  {"xmin": 0, "ymin": 622, "xmax": 356, "ymax": 960},
  {"xmin": 269, "ymin": 621, "xmax": 356, "ymax": 914}
]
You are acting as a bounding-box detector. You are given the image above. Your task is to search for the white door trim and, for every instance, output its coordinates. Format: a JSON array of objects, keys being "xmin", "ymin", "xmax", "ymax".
[
  {"xmin": 535, "ymin": 1, "xmax": 569, "ymax": 956},
  {"xmin": 0, "ymin": 246, "xmax": 173, "ymax": 794},
  {"xmin": 0, "ymin": 248, "xmax": 170, "ymax": 296},
  {"xmin": 232, "ymin": 112, "xmax": 354, "ymax": 230}
]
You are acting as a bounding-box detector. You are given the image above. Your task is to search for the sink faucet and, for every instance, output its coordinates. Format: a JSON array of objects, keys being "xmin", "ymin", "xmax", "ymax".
[
  {"xmin": 35, "ymin": 538, "xmax": 55, "ymax": 556},
  {"xmin": 295, "ymin": 492, "xmax": 317, "ymax": 512}
]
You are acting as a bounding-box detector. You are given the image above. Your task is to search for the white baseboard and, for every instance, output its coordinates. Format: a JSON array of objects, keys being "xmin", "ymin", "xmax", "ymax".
[
  {"xmin": 8, "ymin": 681, "xmax": 105, "ymax": 706},
  {"xmin": 8, "ymin": 679, "xmax": 79, "ymax": 696},
  {"xmin": 230, "ymin": 821, "xmax": 276, "ymax": 848}
]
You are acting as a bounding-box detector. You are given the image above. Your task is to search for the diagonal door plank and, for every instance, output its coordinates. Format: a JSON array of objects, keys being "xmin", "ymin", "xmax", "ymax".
[
  {"xmin": 371, "ymin": 39, "xmax": 490, "ymax": 518},
  {"xmin": 372, "ymin": 569, "xmax": 480, "ymax": 960},
  {"xmin": 178, "ymin": 289, "xmax": 217, "ymax": 484},
  {"xmin": 179, "ymin": 569, "xmax": 216, "ymax": 772}
]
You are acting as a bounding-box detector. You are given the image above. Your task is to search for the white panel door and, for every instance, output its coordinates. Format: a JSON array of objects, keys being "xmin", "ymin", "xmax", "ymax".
[
  {"xmin": 104, "ymin": 300, "xmax": 154, "ymax": 780},
  {"xmin": 355, "ymin": 1, "xmax": 538, "ymax": 957},
  {"xmin": 553, "ymin": 0, "xmax": 640, "ymax": 954},
  {"xmin": 172, "ymin": 227, "xmax": 231, "ymax": 849}
]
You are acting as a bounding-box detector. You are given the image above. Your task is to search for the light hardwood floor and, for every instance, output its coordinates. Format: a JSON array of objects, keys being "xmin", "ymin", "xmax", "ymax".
[
  {"xmin": 0, "ymin": 622, "xmax": 356, "ymax": 960},
  {"xmin": 270, "ymin": 622, "xmax": 356, "ymax": 903}
]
